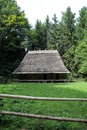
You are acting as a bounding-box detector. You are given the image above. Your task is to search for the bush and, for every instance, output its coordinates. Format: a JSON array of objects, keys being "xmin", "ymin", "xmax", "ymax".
[
  {"xmin": 0, "ymin": 76, "xmax": 5, "ymax": 83},
  {"xmin": 0, "ymin": 76, "xmax": 11, "ymax": 84}
]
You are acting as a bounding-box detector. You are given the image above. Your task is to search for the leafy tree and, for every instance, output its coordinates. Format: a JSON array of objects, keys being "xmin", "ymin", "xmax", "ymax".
[
  {"xmin": 75, "ymin": 7, "xmax": 87, "ymax": 77},
  {"xmin": 0, "ymin": 2, "xmax": 87, "ymax": 80},
  {"xmin": 0, "ymin": 0, "xmax": 30, "ymax": 78},
  {"xmin": 75, "ymin": 39, "xmax": 87, "ymax": 77}
]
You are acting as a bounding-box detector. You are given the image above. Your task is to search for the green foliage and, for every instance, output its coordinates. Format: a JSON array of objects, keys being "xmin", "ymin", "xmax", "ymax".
[
  {"xmin": 58, "ymin": 7, "xmax": 77, "ymax": 75},
  {"xmin": 75, "ymin": 7, "xmax": 87, "ymax": 77},
  {"xmin": 0, "ymin": 0, "xmax": 30, "ymax": 77},
  {"xmin": 28, "ymin": 29, "xmax": 38, "ymax": 50},
  {"xmin": 61, "ymin": 7, "xmax": 76, "ymax": 51},
  {"xmin": 0, "ymin": 1, "xmax": 87, "ymax": 79},
  {"xmin": 45, "ymin": 15, "xmax": 52, "ymax": 49},
  {"xmin": 76, "ymin": 7, "xmax": 87, "ymax": 41},
  {"xmin": 35, "ymin": 20, "xmax": 47, "ymax": 50},
  {"xmin": 63, "ymin": 45, "xmax": 76, "ymax": 74},
  {"xmin": 50, "ymin": 14, "xmax": 59, "ymax": 49},
  {"xmin": 75, "ymin": 41, "xmax": 87, "ymax": 76}
]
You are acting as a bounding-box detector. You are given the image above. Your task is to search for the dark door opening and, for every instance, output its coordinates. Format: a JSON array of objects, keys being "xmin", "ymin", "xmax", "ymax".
[{"xmin": 43, "ymin": 74, "xmax": 47, "ymax": 80}]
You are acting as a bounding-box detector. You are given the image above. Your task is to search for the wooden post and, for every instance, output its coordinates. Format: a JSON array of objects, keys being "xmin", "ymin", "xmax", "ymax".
[{"xmin": 0, "ymin": 97, "xmax": 3, "ymax": 118}]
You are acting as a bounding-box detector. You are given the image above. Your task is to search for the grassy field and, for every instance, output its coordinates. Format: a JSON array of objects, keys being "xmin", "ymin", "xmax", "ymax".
[{"xmin": 0, "ymin": 81, "xmax": 87, "ymax": 130}]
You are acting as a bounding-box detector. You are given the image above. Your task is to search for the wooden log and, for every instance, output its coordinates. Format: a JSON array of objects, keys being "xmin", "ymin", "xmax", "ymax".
[
  {"xmin": 0, "ymin": 94, "xmax": 87, "ymax": 102},
  {"xmin": 0, "ymin": 111, "xmax": 87, "ymax": 123},
  {"xmin": 19, "ymin": 79, "xmax": 71, "ymax": 82}
]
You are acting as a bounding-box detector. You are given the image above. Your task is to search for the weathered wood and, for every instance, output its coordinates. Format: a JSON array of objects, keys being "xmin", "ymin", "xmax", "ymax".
[
  {"xmin": 0, "ymin": 94, "xmax": 87, "ymax": 123},
  {"xmin": 0, "ymin": 111, "xmax": 87, "ymax": 123},
  {"xmin": 19, "ymin": 79, "xmax": 70, "ymax": 83},
  {"xmin": 0, "ymin": 94, "xmax": 87, "ymax": 102}
]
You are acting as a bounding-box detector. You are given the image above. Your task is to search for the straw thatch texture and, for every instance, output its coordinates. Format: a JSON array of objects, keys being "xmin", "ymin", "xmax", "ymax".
[{"xmin": 13, "ymin": 50, "xmax": 69, "ymax": 74}]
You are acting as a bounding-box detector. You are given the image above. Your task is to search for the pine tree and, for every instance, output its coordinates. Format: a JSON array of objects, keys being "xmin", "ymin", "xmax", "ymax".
[
  {"xmin": 75, "ymin": 7, "xmax": 87, "ymax": 77},
  {"xmin": 60, "ymin": 7, "xmax": 77, "ymax": 74},
  {"xmin": 45, "ymin": 15, "xmax": 51, "ymax": 49},
  {"xmin": 35, "ymin": 20, "xmax": 47, "ymax": 50},
  {"xmin": 50, "ymin": 14, "xmax": 59, "ymax": 50}
]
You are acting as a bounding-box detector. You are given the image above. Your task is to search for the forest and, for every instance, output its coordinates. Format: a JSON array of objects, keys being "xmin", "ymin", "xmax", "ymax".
[{"xmin": 0, "ymin": 0, "xmax": 87, "ymax": 81}]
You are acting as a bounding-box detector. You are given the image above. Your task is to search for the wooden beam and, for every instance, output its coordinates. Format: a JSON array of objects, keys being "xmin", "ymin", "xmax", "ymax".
[
  {"xmin": 0, "ymin": 111, "xmax": 87, "ymax": 123},
  {"xmin": 18, "ymin": 79, "xmax": 70, "ymax": 82},
  {"xmin": 0, "ymin": 94, "xmax": 87, "ymax": 102}
]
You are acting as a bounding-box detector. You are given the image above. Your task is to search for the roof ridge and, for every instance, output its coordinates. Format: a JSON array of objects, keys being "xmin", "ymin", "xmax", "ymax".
[{"xmin": 28, "ymin": 50, "xmax": 58, "ymax": 54}]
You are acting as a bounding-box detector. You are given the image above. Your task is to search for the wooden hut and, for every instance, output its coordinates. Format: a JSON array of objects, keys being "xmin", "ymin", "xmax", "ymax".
[{"xmin": 13, "ymin": 50, "xmax": 70, "ymax": 82}]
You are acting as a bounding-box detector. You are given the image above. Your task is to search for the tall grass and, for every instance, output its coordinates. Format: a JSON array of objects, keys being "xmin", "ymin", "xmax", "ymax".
[{"xmin": 0, "ymin": 82, "xmax": 87, "ymax": 130}]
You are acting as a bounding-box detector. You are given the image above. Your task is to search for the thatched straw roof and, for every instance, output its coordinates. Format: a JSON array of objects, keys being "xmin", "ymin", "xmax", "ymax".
[{"xmin": 13, "ymin": 50, "xmax": 70, "ymax": 74}]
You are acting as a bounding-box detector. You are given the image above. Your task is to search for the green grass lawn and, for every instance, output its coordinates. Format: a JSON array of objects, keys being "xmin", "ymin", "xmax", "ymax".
[{"xmin": 0, "ymin": 81, "xmax": 87, "ymax": 130}]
